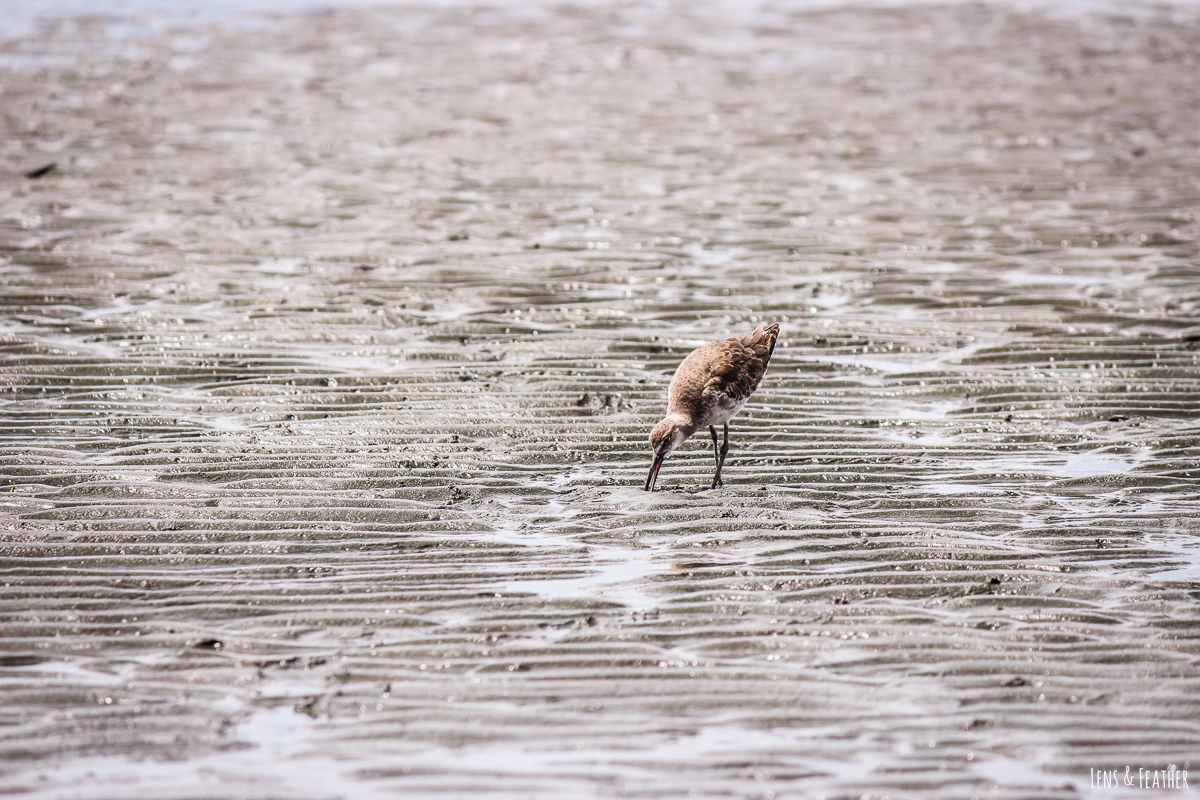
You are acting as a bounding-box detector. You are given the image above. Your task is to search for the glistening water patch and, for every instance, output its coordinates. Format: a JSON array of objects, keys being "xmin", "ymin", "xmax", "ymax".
[
  {"xmin": 498, "ymin": 546, "xmax": 667, "ymax": 613},
  {"xmin": 1052, "ymin": 450, "xmax": 1147, "ymax": 479}
]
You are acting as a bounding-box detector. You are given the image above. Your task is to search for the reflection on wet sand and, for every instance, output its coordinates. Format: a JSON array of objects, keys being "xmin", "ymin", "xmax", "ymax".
[{"xmin": 2, "ymin": 1, "xmax": 1200, "ymax": 798}]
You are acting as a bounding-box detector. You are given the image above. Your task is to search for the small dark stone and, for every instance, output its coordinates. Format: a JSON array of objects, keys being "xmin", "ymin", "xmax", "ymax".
[{"xmin": 24, "ymin": 162, "xmax": 57, "ymax": 179}]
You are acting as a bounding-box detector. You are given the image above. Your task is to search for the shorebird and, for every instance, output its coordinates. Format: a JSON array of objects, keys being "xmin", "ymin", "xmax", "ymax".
[{"xmin": 644, "ymin": 322, "xmax": 780, "ymax": 491}]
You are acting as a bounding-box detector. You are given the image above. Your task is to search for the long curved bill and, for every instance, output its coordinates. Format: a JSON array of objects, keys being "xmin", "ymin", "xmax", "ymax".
[{"xmin": 644, "ymin": 453, "xmax": 666, "ymax": 492}]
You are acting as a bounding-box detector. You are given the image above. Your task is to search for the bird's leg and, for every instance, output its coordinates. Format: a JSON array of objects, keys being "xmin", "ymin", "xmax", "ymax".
[
  {"xmin": 711, "ymin": 422, "xmax": 730, "ymax": 489},
  {"xmin": 708, "ymin": 425, "xmax": 723, "ymax": 489}
]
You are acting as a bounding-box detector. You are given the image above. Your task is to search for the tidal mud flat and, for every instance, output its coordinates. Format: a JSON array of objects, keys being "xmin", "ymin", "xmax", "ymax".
[{"xmin": 2, "ymin": 1, "xmax": 1200, "ymax": 797}]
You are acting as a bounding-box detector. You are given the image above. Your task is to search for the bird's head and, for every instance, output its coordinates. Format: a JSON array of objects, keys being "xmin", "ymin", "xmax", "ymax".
[{"xmin": 644, "ymin": 416, "xmax": 690, "ymax": 491}]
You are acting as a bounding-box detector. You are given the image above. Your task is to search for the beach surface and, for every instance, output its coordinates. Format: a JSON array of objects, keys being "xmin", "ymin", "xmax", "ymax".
[{"xmin": 2, "ymin": 1, "xmax": 1200, "ymax": 797}]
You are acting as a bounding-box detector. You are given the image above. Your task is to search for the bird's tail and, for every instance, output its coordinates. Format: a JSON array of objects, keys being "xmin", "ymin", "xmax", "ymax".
[{"xmin": 743, "ymin": 322, "xmax": 780, "ymax": 365}]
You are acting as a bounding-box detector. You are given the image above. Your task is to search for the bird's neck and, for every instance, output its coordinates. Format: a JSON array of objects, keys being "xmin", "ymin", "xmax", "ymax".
[{"xmin": 662, "ymin": 412, "xmax": 699, "ymax": 439}]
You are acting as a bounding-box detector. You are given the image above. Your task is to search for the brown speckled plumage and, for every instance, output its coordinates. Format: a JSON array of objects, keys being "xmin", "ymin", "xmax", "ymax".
[{"xmin": 645, "ymin": 323, "xmax": 779, "ymax": 491}]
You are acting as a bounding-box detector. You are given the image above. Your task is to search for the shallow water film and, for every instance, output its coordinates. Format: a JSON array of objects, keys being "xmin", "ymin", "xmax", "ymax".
[{"xmin": 3, "ymin": 1, "xmax": 1200, "ymax": 797}]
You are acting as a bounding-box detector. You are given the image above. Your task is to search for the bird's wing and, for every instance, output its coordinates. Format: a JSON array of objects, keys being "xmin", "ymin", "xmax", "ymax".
[
  {"xmin": 702, "ymin": 337, "xmax": 769, "ymax": 404},
  {"xmin": 665, "ymin": 324, "xmax": 780, "ymax": 413}
]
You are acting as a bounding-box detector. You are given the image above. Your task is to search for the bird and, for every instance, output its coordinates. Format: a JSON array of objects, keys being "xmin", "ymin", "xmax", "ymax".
[{"xmin": 644, "ymin": 322, "xmax": 780, "ymax": 492}]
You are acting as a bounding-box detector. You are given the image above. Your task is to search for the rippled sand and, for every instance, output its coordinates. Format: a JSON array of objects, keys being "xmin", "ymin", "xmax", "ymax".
[{"xmin": 2, "ymin": 1, "xmax": 1200, "ymax": 797}]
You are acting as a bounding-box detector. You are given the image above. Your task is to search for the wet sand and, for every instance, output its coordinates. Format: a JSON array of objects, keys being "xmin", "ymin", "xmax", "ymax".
[{"xmin": 2, "ymin": 1, "xmax": 1200, "ymax": 797}]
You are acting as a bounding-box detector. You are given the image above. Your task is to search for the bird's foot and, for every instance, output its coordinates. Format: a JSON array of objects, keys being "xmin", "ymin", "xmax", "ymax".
[{"xmin": 710, "ymin": 477, "xmax": 725, "ymax": 490}]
